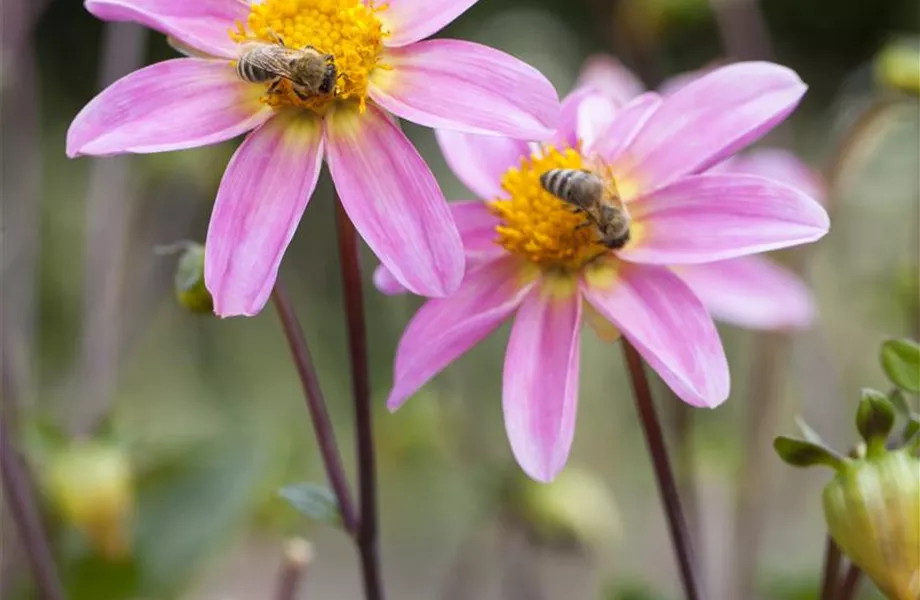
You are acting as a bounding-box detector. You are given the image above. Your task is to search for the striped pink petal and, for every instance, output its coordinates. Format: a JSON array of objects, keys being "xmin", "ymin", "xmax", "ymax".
[
  {"xmin": 205, "ymin": 112, "xmax": 324, "ymax": 317},
  {"xmin": 325, "ymin": 103, "xmax": 464, "ymax": 298},
  {"xmin": 553, "ymin": 87, "xmax": 600, "ymax": 149},
  {"xmin": 717, "ymin": 148, "xmax": 826, "ymax": 202},
  {"xmin": 370, "ymin": 40, "xmax": 557, "ymax": 138},
  {"xmin": 85, "ymin": 0, "xmax": 246, "ymax": 58},
  {"xmin": 675, "ymin": 256, "xmax": 816, "ymax": 330},
  {"xmin": 436, "ymin": 128, "xmax": 530, "ymax": 200},
  {"xmin": 593, "ymin": 91, "xmax": 662, "ymax": 169},
  {"xmin": 616, "ymin": 62, "xmax": 807, "ymax": 192},
  {"xmin": 582, "ymin": 262, "xmax": 729, "ymax": 407},
  {"xmin": 373, "ymin": 200, "xmax": 503, "ymax": 296},
  {"xmin": 503, "ymin": 285, "xmax": 582, "ymax": 482},
  {"xmin": 376, "ymin": 0, "xmax": 480, "ymax": 47},
  {"xmin": 577, "ymin": 55, "xmax": 646, "ymax": 105},
  {"xmin": 388, "ymin": 257, "xmax": 533, "ymax": 410},
  {"xmin": 621, "ymin": 173, "xmax": 829, "ymax": 264},
  {"xmin": 67, "ymin": 58, "xmax": 270, "ymax": 157}
]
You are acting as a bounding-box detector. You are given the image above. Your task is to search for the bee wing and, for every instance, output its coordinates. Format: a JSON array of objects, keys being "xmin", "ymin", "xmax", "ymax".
[{"xmin": 243, "ymin": 46, "xmax": 298, "ymax": 78}]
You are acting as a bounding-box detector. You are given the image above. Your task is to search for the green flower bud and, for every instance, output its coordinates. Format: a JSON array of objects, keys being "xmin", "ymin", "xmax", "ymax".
[
  {"xmin": 857, "ymin": 389, "xmax": 897, "ymax": 457},
  {"xmin": 823, "ymin": 450, "xmax": 920, "ymax": 600},
  {"xmin": 510, "ymin": 467, "xmax": 620, "ymax": 553},
  {"xmin": 45, "ymin": 441, "xmax": 133, "ymax": 559},
  {"xmin": 876, "ymin": 39, "xmax": 920, "ymax": 96},
  {"xmin": 173, "ymin": 243, "xmax": 212, "ymax": 314}
]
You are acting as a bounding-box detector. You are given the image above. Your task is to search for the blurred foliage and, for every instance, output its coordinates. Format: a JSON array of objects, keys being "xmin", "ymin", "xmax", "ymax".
[{"xmin": 3, "ymin": 0, "xmax": 918, "ymax": 597}]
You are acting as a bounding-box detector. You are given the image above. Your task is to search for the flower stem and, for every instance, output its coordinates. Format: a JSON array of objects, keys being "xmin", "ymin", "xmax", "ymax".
[
  {"xmin": 334, "ymin": 200, "xmax": 385, "ymax": 600},
  {"xmin": 271, "ymin": 283, "xmax": 358, "ymax": 535},
  {"xmin": 0, "ymin": 417, "xmax": 66, "ymax": 600},
  {"xmin": 818, "ymin": 536, "xmax": 842, "ymax": 600},
  {"xmin": 836, "ymin": 564, "xmax": 862, "ymax": 600},
  {"xmin": 274, "ymin": 538, "xmax": 313, "ymax": 600},
  {"xmin": 621, "ymin": 340, "xmax": 701, "ymax": 600}
]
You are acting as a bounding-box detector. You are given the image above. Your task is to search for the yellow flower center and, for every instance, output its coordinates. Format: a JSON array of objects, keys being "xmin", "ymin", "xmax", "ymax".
[
  {"xmin": 231, "ymin": 0, "xmax": 388, "ymax": 114},
  {"xmin": 490, "ymin": 145, "xmax": 618, "ymax": 272}
]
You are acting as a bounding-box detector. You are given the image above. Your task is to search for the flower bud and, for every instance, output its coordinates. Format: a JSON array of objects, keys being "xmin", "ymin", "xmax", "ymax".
[
  {"xmin": 45, "ymin": 441, "xmax": 133, "ymax": 559},
  {"xmin": 173, "ymin": 243, "xmax": 212, "ymax": 314},
  {"xmin": 823, "ymin": 450, "xmax": 920, "ymax": 599},
  {"xmin": 509, "ymin": 466, "xmax": 620, "ymax": 553},
  {"xmin": 876, "ymin": 39, "xmax": 920, "ymax": 96}
]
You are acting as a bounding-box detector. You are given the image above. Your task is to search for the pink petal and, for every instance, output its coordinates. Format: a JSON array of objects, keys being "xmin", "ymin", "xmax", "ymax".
[
  {"xmin": 376, "ymin": 0, "xmax": 479, "ymax": 48},
  {"xmin": 85, "ymin": 0, "xmax": 246, "ymax": 58},
  {"xmin": 593, "ymin": 91, "xmax": 662, "ymax": 168},
  {"xmin": 503, "ymin": 286, "xmax": 582, "ymax": 482},
  {"xmin": 716, "ymin": 148, "xmax": 826, "ymax": 203},
  {"xmin": 325, "ymin": 103, "xmax": 464, "ymax": 297},
  {"xmin": 373, "ymin": 200, "xmax": 502, "ymax": 296},
  {"xmin": 553, "ymin": 87, "xmax": 600, "ymax": 149},
  {"xmin": 435, "ymin": 128, "xmax": 530, "ymax": 200},
  {"xmin": 675, "ymin": 257, "xmax": 816, "ymax": 330},
  {"xmin": 205, "ymin": 112, "xmax": 324, "ymax": 317},
  {"xmin": 67, "ymin": 58, "xmax": 270, "ymax": 157},
  {"xmin": 621, "ymin": 173, "xmax": 829, "ymax": 264},
  {"xmin": 582, "ymin": 262, "xmax": 729, "ymax": 407},
  {"xmin": 576, "ymin": 55, "xmax": 646, "ymax": 105},
  {"xmin": 388, "ymin": 257, "xmax": 533, "ymax": 409},
  {"xmin": 616, "ymin": 62, "xmax": 807, "ymax": 191},
  {"xmin": 370, "ymin": 40, "xmax": 558, "ymax": 138},
  {"xmin": 576, "ymin": 94, "xmax": 620, "ymax": 154}
]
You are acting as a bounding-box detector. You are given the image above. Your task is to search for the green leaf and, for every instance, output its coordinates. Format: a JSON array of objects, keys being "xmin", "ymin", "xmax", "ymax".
[
  {"xmin": 773, "ymin": 436, "xmax": 846, "ymax": 470},
  {"xmin": 794, "ymin": 416, "xmax": 826, "ymax": 446},
  {"xmin": 881, "ymin": 338, "xmax": 920, "ymax": 393},
  {"xmin": 889, "ymin": 388, "xmax": 913, "ymax": 416},
  {"xmin": 857, "ymin": 389, "xmax": 896, "ymax": 454},
  {"xmin": 903, "ymin": 415, "xmax": 920, "ymax": 444},
  {"xmin": 278, "ymin": 483, "xmax": 341, "ymax": 527}
]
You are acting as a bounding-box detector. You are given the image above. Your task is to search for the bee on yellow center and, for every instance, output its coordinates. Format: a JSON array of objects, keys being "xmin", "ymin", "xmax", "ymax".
[
  {"xmin": 230, "ymin": 0, "xmax": 389, "ymax": 114},
  {"xmin": 490, "ymin": 146, "xmax": 629, "ymax": 272}
]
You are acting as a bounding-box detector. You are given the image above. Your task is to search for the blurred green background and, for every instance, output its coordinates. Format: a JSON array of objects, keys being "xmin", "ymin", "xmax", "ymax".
[{"xmin": 1, "ymin": 0, "xmax": 918, "ymax": 598}]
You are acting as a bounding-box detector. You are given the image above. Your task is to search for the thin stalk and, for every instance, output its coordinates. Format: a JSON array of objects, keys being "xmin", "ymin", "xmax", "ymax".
[
  {"xmin": 818, "ymin": 536, "xmax": 842, "ymax": 600},
  {"xmin": 836, "ymin": 564, "xmax": 862, "ymax": 600},
  {"xmin": 622, "ymin": 340, "xmax": 701, "ymax": 600},
  {"xmin": 334, "ymin": 200, "xmax": 384, "ymax": 600},
  {"xmin": 271, "ymin": 283, "xmax": 358, "ymax": 535},
  {"xmin": 671, "ymin": 399, "xmax": 700, "ymax": 550},
  {"xmin": 0, "ymin": 417, "xmax": 66, "ymax": 600},
  {"xmin": 274, "ymin": 538, "xmax": 313, "ymax": 600}
]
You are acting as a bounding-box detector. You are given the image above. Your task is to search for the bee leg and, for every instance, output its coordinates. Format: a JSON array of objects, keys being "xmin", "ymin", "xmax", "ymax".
[
  {"xmin": 293, "ymin": 86, "xmax": 312, "ymax": 101},
  {"xmin": 269, "ymin": 31, "xmax": 286, "ymax": 46},
  {"xmin": 267, "ymin": 78, "xmax": 283, "ymax": 95},
  {"xmin": 574, "ymin": 221, "xmax": 593, "ymax": 230}
]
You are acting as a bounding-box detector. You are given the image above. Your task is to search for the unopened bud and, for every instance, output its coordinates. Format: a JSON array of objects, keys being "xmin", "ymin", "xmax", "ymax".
[
  {"xmin": 856, "ymin": 389, "xmax": 896, "ymax": 457},
  {"xmin": 876, "ymin": 39, "xmax": 920, "ymax": 96},
  {"xmin": 173, "ymin": 243, "xmax": 212, "ymax": 314},
  {"xmin": 823, "ymin": 449, "xmax": 920, "ymax": 599},
  {"xmin": 510, "ymin": 467, "xmax": 620, "ymax": 552},
  {"xmin": 45, "ymin": 441, "xmax": 133, "ymax": 559}
]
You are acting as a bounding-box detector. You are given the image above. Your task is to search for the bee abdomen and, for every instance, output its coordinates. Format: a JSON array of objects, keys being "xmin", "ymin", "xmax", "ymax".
[
  {"xmin": 236, "ymin": 56, "xmax": 273, "ymax": 83},
  {"xmin": 541, "ymin": 169, "xmax": 597, "ymax": 205}
]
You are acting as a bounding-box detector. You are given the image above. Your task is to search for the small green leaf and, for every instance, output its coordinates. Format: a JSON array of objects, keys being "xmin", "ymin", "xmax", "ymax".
[
  {"xmin": 857, "ymin": 389, "xmax": 896, "ymax": 455},
  {"xmin": 773, "ymin": 436, "xmax": 846, "ymax": 470},
  {"xmin": 278, "ymin": 483, "xmax": 341, "ymax": 527},
  {"xmin": 794, "ymin": 416, "xmax": 826, "ymax": 446},
  {"xmin": 881, "ymin": 338, "xmax": 920, "ymax": 393},
  {"xmin": 903, "ymin": 415, "xmax": 920, "ymax": 444},
  {"xmin": 889, "ymin": 388, "xmax": 913, "ymax": 416}
]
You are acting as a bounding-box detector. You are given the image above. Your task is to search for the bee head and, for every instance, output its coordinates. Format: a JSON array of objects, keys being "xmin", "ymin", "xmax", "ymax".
[{"xmin": 320, "ymin": 62, "xmax": 337, "ymax": 95}]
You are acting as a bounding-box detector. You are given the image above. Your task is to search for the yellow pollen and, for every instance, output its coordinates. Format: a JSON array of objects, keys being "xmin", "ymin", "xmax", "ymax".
[
  {"xmin": 230, "ymin": 0, "xmax": 388, "ymax": 114},
  {"xmin": 489, "ymin": 146, "xmax": 613, "ymax": 271}
]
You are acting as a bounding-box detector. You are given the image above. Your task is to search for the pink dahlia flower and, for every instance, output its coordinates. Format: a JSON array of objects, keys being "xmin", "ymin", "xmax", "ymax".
[
  {"xmin": 66, "ymin": 0, "xmax": 560, "ymax": 317},
  {"xmin": 578, "ymin": 55, "xmax": 826, "ymax": 330},
  {"xmin": 376, "ymin": 63, "xmax": 830, "ymax": 481}
]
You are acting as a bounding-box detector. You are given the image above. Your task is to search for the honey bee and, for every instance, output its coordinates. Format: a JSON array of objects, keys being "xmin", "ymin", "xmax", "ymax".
[
  {"xmin": 236, "ymin": 36, "xmax": 337, "ymax": 101},
  {"xmin": 540, "ymin": 169, "xmax": 632, "ymax": 250}
]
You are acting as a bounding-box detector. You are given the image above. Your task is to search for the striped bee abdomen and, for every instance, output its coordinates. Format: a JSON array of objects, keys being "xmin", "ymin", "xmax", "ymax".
[
  {"xmin": 236, "ymin": 52, "xmax": 276, "ymax": 83},
  {"xmin": 539, "ymin": 169, "xmax": 603, "ymax": 210}
]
